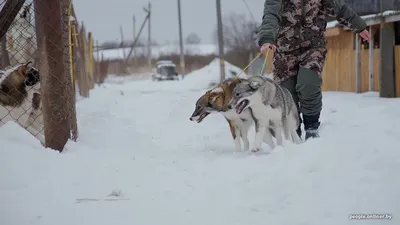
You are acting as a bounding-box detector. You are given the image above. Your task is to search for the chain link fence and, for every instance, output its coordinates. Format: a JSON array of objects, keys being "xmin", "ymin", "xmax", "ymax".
[{"xmin": 0, "ymin": 0, "xmax": 107, "ymax": 151}]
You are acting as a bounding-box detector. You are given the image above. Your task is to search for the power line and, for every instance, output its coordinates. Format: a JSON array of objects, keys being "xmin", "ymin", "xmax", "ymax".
[
  {"xmin": 241, "ymin": 0, "xmax": 256, "ymax": 21},
  {"xmin": 177, "ymin": 0, "xmax": 185, "ymax": 76}
]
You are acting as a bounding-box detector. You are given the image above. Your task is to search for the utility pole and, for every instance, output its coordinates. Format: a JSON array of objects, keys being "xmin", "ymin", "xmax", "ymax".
[
  {"xmin": 216, "ymin": 0, "xmax": 225, "ymax": 82},
  {"xmin": 379, "ymin": 0, "xmax": 396, "ymax": 97},
  {"xmin": 147, "ymin": 2, "xmax": 152, "ymax": 69},
  {"xmin": 120, "ymin": 25, "xmax": 125, "ymax": 59},
  {"xmin": 124, "ymin": 10, "xmax": 150, "ymax": 65},
  {"xmin": 96, "ymin": 40, "xmax": 100, "ymax": 59},
  {"xmin": 177, "ymin": 0, "xmax": 185, "ymax": 77},
  {"xmin": 133, "ymin": 15, "xmax": 137, "ymax": 67}
]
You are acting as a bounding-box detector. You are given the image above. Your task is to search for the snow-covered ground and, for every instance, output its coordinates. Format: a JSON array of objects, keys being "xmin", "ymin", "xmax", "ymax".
[{"xmin": 1, "ymin": 61, "xmax": 400, "ymax": 225}]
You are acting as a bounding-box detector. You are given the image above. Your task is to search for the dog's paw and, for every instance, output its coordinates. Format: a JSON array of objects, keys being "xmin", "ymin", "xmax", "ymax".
[{"xmin": 251, "ymin": 148, "xmax": 261, "ymax": 153}]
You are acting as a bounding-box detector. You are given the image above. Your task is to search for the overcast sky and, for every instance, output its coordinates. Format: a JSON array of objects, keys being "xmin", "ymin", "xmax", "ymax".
[{"xmin": 73, "ymin": 0, "xmax": 264, "ymax": 45}]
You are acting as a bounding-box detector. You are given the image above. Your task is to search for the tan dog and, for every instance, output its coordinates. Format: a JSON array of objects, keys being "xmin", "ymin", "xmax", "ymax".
[
  {"xmin": 0, "ymin": 61, "xmax": 40, "ymax": 107},
  {"xmin": 190, "ymin": 78, "xmax": 276, "ymax": 152}
]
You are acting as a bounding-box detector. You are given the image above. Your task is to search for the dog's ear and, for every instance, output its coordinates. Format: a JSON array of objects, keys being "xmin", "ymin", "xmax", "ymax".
[
  {"xmin": 249, "ymin": 80, "xmax": 261, "ymax": 90},
  {"xmin": 17, "ymin": 64, "xmax": 28, "ymax": 77},
  {"xmin": 17, "ymin": 61, "xmax": 32, "ymax": 77},
  {"xmin": 25, "ymin": 61, "xmax": 33, "ymax": 67}
]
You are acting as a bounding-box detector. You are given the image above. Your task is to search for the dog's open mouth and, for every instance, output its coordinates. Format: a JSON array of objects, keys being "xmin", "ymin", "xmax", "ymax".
[
  {"xmin": 197, "ymin": 112, "xmax": 210, "ymax": 123},
  {"xmin": 235, "ymin": 99, "xmax": 249, "ymax": 114}
]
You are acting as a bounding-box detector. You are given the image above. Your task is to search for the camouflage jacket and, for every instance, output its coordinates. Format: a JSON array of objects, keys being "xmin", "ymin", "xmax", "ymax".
[{"xmin": 258, "ymin": 0, "xmax": 367, "ymax": 52}]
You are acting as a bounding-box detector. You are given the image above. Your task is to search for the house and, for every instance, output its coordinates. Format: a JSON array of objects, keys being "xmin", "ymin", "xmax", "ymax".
[
  {"xmin": 343, "ymin": 0, "xmax": 400, "ymax": 15},
  {"xmin": 322, "ymin": 10, "xmax": 400, "ymax": 97}
]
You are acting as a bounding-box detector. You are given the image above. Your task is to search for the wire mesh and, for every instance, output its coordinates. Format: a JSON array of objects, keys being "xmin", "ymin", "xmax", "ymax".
[{"xmin": 0, "ymin": 0, "xmax": 79, "ymax": 151}]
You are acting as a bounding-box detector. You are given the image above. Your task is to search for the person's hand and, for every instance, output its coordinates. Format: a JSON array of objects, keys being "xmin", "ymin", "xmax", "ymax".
[
  {"xmin": 359, "ymin": 29, "xmax": 370, "ymax": 42},
  {"xmin": 260, "ymin": 43, "xmax": 276, "ymax": 54}
]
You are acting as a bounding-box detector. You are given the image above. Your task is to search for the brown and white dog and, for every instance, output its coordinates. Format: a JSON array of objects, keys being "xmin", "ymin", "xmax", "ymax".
[
  {"xmin": 189, "ymin": 78, "xmax": 277, "ymax": 152},
  {"xmin": 0, "ymin": 61, "xmax": 42, "ymax": 140},
  {"xmin": 0, "ymin": 61, "xmax": 40, "ymax": 107}
]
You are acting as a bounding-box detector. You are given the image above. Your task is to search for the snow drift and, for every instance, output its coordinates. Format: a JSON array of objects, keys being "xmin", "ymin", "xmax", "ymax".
[{"xmin": 182, "ymin": 58, "xmax": 248, "ymax": 89}]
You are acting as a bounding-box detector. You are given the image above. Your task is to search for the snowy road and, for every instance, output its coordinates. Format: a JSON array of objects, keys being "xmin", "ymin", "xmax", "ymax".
[{"xmin": 1, "ymin": 75, "xmax": 400, "ymax": 225}]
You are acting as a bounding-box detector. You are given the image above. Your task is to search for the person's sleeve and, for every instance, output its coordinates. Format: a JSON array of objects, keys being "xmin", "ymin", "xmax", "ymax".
[
  {"xmin": 257, "ymin": 0, "xmax": 282, "ymax": 47},
  {"xmin": 323, "ymin": 0, "xmax": 367, "ymax": 33}
]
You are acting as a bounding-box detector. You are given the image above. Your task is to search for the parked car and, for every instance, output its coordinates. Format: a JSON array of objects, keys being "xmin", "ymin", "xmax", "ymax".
[{"xmin": 152, "ymin": 60, "xmax": 182, "ymax": 81}]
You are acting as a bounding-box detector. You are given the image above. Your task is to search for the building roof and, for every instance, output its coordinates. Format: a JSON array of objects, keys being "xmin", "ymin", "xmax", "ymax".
[{"xmin": 327, "ymin": 10, "xmax": 400, "ymax": 29}]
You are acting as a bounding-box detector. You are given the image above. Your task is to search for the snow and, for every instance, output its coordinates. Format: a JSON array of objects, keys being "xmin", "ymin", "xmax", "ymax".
[
  {"xmin": 326, "ymin": 20, "xmax": 338, "ymax": 29},
  {"xmin": 96, "ymin": 44, "xmax": 223, "ymax": 61},
  {"xmin": 326, "ymin": 10, "xmax": 400, "ymax": 29},
  {"xmin": 182, "ymin": 58, "xmax": 248, "ymax": 89},
  {"xmin": 1, "ymin": 61, "xmax": 400, "ymax": 225}
]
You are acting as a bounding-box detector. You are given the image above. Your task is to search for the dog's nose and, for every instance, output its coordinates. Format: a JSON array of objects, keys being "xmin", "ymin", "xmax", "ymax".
[{"xmin": 189, "ymin": 117, "xmax": 193, "ymax": 121}]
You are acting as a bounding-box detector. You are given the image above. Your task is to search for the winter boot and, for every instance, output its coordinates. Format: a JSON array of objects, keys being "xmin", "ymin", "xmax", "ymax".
[{"xmin": 303, "ymin": 113, "xmax": 320, "ymax": 140}]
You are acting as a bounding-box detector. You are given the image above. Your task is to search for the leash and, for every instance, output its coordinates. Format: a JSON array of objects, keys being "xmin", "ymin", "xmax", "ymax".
[
  {"xmin": 259, "ymin": 50, "xmax": 269, "ymax": 76},
  {"xmin": 233, "ymin": 48, "xmax": 270, "ymax": 80}
]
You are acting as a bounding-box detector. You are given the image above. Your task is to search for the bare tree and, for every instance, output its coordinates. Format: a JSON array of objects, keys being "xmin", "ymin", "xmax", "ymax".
[
  {"xmin": 212, "ymin": 13, "xmax": 259, "ymax": 68},
  {"xmin": 185, "ymin": 32, "xmax": 201, "ymax": 45},
  {"xmin": 213, "ymin": 13, "xmax": 258, "ymax": 51}
]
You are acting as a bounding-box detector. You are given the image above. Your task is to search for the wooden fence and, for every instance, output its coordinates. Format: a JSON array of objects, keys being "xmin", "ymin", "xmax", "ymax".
[
  {"xmin": 322, "ymin": 29, "xmax": 400, "ymax": 97},
  {"xmin": 322, "ymin": 31, "xmax": 356, "ymax": 92}
]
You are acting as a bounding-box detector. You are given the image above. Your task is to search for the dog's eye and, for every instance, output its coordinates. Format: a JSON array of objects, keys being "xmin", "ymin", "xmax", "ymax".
[{"xmin": 235, "ymin": 93, "xmax": 240, "ymax": 97}]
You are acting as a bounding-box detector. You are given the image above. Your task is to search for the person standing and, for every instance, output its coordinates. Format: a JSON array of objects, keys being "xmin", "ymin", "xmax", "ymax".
[{"xmin": 258, "ymin": 0, "xmax": 370, "ymax": 140}]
